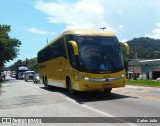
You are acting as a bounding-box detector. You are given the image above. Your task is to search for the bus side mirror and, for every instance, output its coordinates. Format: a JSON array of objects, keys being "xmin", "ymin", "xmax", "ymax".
[
  {"xmin": 119, "ymin": 42, "xmax": 130, "ymax": 56},
  {"xmin": 69, "ymin": 41, "xmax": 79, "ymax": 55}
]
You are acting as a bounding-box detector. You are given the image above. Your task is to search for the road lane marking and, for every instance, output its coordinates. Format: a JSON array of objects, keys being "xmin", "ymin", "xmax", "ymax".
[
  {"xmin": 28, "ymin": 83, "xmax": 160, "ymax": 102},
  {"xmin": 26, "ymin": 83, "xmax": 52, "ymax": 93},
  {"xmin": 27, "ymin": 83, "xmax": 160, "ymax": 125},
  {"xmin": 66, "ymin": 97, "xmax": 137, "ymax": 126},
  {"xmin": 27, "ymin": 83, "xmax": 137, "ymax": 125},
  {"xmin": 130, "ymin": 93, "xmax": 160, "ymax": 101},
  {"xmin": 82, "ymin": 104, "xmax": 114, "ymax": 117},
  {"xmin": 112, "ymin": 89, "xmax": 160, "ymax": 101},
  {"xmin": 114, "ymin": 90, "xmax": 160, "ymax": 101},
  {"xmin": 141, "ymin": 89, "xmax": 150, "ymax": 92}
]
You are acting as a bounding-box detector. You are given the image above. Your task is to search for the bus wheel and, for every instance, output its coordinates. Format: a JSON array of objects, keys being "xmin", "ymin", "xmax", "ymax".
[
  {"xmin": 103, "ymin": 88, "xmax": 112, "ymax": 95},
  {"xmin": 44, "ymin": 77, "xmax": 49, "ymax": 90},
  {"xmin": 67, "ymin": 79, "xmax": 75, "ymax": 95}
]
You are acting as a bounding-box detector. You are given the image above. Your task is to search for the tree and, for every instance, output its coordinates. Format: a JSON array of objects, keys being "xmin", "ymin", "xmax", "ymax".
[
  {"xmin": 27, "ymin": 57, "xmax": 38, "ymax": 72},
  {"xmin": 0, "ymin": 25, "xmax": 21, "ymax": 70},
  {"xmin": 127, "ymin": 37, "xmax": 160, "ymax": 59},
  {"xmin": 6, "ymin": 57, "xmax": 38, "ymax": 72},
  {"xmin": 8, "ymin": 59, "xmax": 23, "ymax": 71}
]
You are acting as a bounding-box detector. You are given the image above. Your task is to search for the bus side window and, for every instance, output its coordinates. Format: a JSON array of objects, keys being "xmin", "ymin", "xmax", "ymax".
[{"xmin": 65, "ymin": 35, "xmax": 77, "ymax": 69}]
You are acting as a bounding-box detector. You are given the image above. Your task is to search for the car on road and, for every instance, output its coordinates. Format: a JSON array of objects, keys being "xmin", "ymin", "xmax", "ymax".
[
  {"xmin": 24, "ymin": 71, "xmax": 35, "ymax": 81},
  {"xmin": 10, "ymin": 71, "xmax": 16, "ymax": 78},
  {"xmin": 33, "ymin": 73, "xmax": 40, "ymax": 83},
  {"xmin": 156, "ymin": 77, "xmax": 160, "ymax": 81}
]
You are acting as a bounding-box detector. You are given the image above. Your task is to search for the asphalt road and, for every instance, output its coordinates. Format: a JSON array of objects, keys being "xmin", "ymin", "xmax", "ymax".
[{"xmin": 0, "ymin": 76, "xmax": 160, "ymax": 126}]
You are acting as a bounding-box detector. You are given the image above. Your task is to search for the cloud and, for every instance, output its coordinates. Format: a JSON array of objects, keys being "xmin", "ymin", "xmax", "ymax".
[
  {"xmin": 145, "ymin": 23, "xmax": 160, "ymax": 39},
  {"xmin": 157, "ymin": 23, "xmax": 160, "ymax": 27},
  {"xmin": 35, "ymin": 0, "xmax": 116, "ymax": 32},
  {"xmin": 34, "ymin": 0, "xmax": 160, "ymax": 40},
  {"xmin": 119, "ymin": 25, "xmax": 124, "ymax": 30},
  {"xmin": 120, "ymin": 39, "xmax": 128, "ymax": 42},
  {"xmin": 28, "ymin": 27, "xmax": 55, "ymax": 35}
]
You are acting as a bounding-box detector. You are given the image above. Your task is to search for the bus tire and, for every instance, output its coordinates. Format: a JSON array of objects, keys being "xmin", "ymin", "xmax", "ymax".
[
  {"xmin": 42, "ymin": 77, "xmax": 45, "ymax": 84},
  {"xmin": 67, "ymin": 78, "xmax": 75, "ymax": 95},
  {"xmin": 103, "ymin": 88, "xmax": 112, "ymax": 95},
  {"xmin": 44, "ymin": 77, "xmax": 49, "ymax": 90}
]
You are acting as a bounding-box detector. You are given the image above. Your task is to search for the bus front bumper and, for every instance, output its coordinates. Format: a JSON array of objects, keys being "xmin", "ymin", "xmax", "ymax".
[{"xmin": 76, "ymin": 74, "xmax": 126, "ymax": 91}]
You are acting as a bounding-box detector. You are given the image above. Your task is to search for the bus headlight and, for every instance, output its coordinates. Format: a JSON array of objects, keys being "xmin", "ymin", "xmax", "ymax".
[
  {"xmin": 84, "ymin": 77, "xmax": 89, "ymax": 81},
  {"xmin": 79, "ymin": 74, "xmax": 125, "ymax": 82}
]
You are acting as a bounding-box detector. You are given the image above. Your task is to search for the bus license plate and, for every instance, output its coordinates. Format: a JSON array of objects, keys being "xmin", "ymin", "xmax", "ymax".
[{"xmin": 103, "ymin": 84, "xmax": 111, "ymax": 89}]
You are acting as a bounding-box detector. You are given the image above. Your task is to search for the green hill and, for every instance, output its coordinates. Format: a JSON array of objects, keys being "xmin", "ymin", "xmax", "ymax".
[{"xmin": 127, "ymin": 37, "xmax": 160, "ymax": 59}]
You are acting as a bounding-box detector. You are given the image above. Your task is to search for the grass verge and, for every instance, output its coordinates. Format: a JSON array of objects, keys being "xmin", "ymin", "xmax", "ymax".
[{"xmin": 127, "ymin": 80, "xmax": 160, "ymax": 87}]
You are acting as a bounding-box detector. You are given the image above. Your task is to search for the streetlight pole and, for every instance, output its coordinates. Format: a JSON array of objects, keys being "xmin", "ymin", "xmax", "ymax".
[
  {"xmin": 131, "ymin": 51, "xmax": 136, "ymax": 79},
  {"xmin": 100, "ymin": 27, "xmax": 107, "ymax": 31}
]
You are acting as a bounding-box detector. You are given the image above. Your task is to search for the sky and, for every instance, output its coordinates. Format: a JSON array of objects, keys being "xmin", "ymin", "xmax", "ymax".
[{"xmin": 0, "ymin": 0, "xmax": 160, "ymax": 66}]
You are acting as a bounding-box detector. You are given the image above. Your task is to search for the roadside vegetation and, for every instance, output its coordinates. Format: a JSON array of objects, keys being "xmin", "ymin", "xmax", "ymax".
[
  {"xmin": 5, "ymin": 58, "xmax": 38, "ymax": 72},
  {"xmin": 127, "ymin": 79, "xmax": 160, "ymax": 87},
  {"xmin": 0, "ymin": 24, "xmax": 21, "ymax": 71},
  {"xmin": 127, "ymin": 37, "xmax": 160, "ymax": 59}
]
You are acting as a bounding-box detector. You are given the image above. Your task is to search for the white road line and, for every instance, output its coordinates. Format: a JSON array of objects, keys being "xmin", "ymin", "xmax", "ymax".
[
  {"xmin": 27, "ymin": 83, "xmax": 137, "ymax": 126},
  {"xmin": 27, "ymin": 83, "xmax": 51, "ymax": 93},
  {"xmin": 82, "ymin": 104, "xmax": 115, "ymax": 117},
  {"xmin": 65, "ymin": 97, "xmax": 79, "ymax": 104},
  {"xmin": 65, "ymin": 97, "xmax": 137, "ymax": 126}
]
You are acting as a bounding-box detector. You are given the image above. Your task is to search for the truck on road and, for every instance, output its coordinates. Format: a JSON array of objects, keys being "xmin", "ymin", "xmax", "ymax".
[{"xmin": 16, "ymin": 65, "xmax": 28, "ymax": 79}]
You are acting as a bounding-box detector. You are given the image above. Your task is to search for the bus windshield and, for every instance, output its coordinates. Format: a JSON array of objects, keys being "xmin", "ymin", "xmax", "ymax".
[
  {"xmin": 19, "ymin": 70, "xmax": 27, "ymax": 72},
  {"xmin": 75, "ymin": 36, "xmax": 124, "ymax": 73}
]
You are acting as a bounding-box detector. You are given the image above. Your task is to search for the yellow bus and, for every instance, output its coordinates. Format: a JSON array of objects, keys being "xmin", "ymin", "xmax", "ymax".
[{"xmin": 38, "ymin": 29, "xmax": 129, "ymax": 94}]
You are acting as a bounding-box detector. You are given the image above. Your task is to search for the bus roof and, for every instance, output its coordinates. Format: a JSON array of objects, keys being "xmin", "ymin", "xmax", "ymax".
[
  {"xmin": 63, "ymin": 29, "xmax": 115, "ymax": 36},
  {"xmin": 38, "ymin": 29, "xmax": 115, "ymax": 53}
]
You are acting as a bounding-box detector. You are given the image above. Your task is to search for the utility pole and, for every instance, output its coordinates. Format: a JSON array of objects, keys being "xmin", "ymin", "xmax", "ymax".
[
  {"xmin": 135, "ymin": 51, "xmax": 138, "ymax": 59},
  {"xmin": 26, "ymin": 58, "xmax": 28, "ymax": 65}
]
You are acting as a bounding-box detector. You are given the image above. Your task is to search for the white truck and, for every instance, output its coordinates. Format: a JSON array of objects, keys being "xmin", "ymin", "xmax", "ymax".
[{"xmin": 16, "ymin": 65, "xmax": 28, "ymax": 79}]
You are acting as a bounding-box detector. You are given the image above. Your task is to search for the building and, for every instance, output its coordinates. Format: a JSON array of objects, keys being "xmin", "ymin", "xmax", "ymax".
[{"xmin": 128, "ymin": 59, "xmax": 160, "ymax": 79}]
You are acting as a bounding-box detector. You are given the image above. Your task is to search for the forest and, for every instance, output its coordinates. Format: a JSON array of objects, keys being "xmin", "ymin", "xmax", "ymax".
[{"xmin": 127, "ymin": 37, "xmax": 160, "ymax": 59}]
